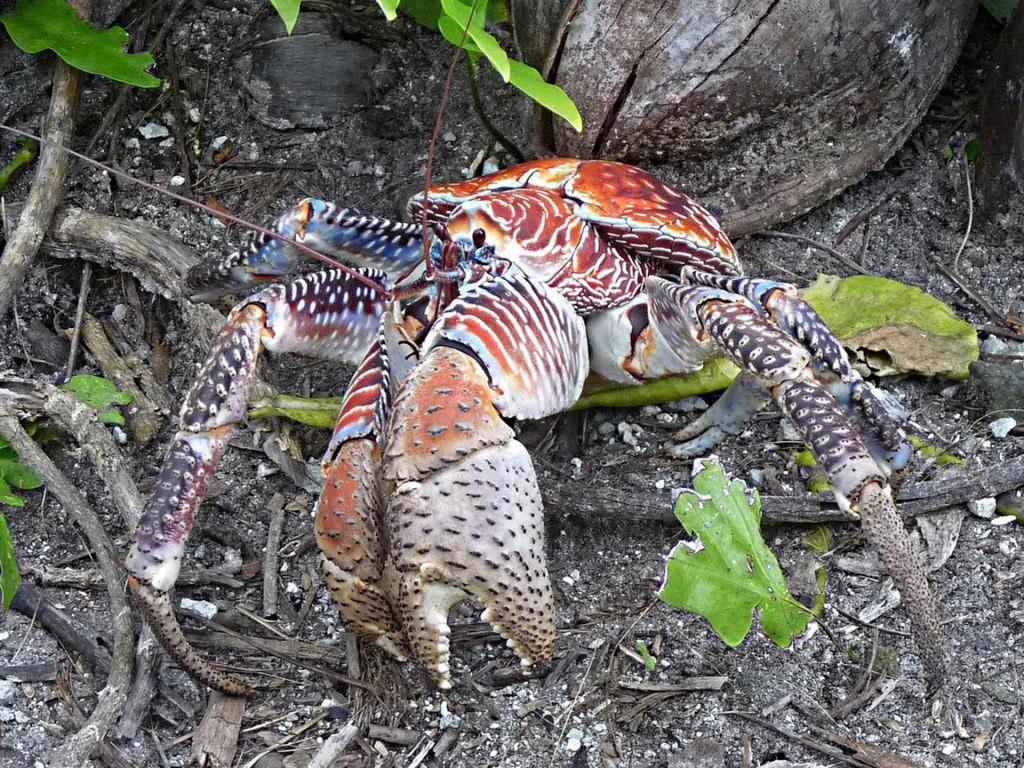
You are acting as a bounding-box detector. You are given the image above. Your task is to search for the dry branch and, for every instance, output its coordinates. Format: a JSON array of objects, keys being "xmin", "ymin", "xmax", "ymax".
[
  {"xmin": 0, "ymin": 407, "xmax": 133, "ymax": 768},
  {"xmin": 539, "ymin": 455, "xmax": 1024, "ymax": 525},
  {"xmin": 307, "ymin": 723, "xmax": 360, "ymax": 768},
  {"xmin": 191, "ymin": 692, "xmax": 246, "ymax": 768},
  {"xmin": 9, "ymin": 582, "xmax": 112, "ymax": 672},
  {"xmin": 0, "ymin": 0, "xmax": 89, "ymax": 317}
]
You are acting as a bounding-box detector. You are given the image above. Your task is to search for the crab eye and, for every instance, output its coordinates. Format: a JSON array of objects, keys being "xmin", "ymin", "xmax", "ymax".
[{"xmin": 472, "ymin": 228, "xmax": 487, "ymax": 248}]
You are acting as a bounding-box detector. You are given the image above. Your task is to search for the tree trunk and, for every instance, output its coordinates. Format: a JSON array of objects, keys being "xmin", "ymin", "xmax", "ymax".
[
  {"xmin": 976, "ymin": 7, "xmax": 1024, "ymax": 218},
  {"xmin": 513, "ymin": 0, "xmax": 976, "ymax": 236}
]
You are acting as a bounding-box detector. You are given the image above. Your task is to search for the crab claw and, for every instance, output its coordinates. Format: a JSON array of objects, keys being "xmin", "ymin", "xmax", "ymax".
[{"xmin": 381, "ymin": 267, "xmax": 589, "ymax": 688}]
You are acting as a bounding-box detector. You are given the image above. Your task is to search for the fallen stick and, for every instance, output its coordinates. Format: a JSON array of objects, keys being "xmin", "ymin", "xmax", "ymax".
[
  {"xmin": 78, "ymin": 313, "xmax": 164, "ymax": 444},
  {"xmin": 0, "ymin": 407, "xmax": 134, "ymax": 768},
  {"xmin": 307, "ymin": 723, "xmax": 360, "ymax": 768},
  {"xmin": 9, "ymin": 582, "xmax": 112, "ymax": 673},
  {"xmin": 0, "ymin": 0, "xmax": 88, "ymax": 318},
  {"xmin": 262, "ymin": 494, "xmax": 286, "ymax": 618},
  {"xmin": 22, "ymin": 563, "xmax": 245, "ymax": 590},
  {"xmin": 538, "ymin": 454, "xmax": 1024, "ymax": 525},
  {"xmin": 191, "ymin": 692, "xmax": 246, "ymax": 768}
]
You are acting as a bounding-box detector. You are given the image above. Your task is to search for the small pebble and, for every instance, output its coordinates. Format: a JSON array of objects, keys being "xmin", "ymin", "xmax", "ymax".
[
  {"xmin": 180, "ymin": 598, "xmax": 218, "ymax": 619},
  {"xmin": 482, "ymin": 157, "xmax": 499, "ymax": 175},
  {"xmin": 570, "ymin": 456, "xmax": 583, "ymax": 478},
  {"xmin": 989, "ymin": 417, "xmax": 1017, "ymax": 439},
  {"xmin": 981, "ymin": 335, "xmax": 1009, "ymax": 356},
  {"xmin": 0, "ymin": 681, "xmax": 16, "ymax": 702},
  {"xmin": 124, "ymin": 137, "xmax": 140, "ymax": 149},
  {"xmin": 992, "ymin": 515, "xmax": 1018, "ymax": 526},
  {"xmin": 158, "ymin": 137, "xmax": 174, "ymax": 148},
  {"xmin": 967, "ymin": 498, "xmax": 996, "ymax": 519},
  {"xmin": 170, "ymin": 175, "xmax": 186, "ymax": 187},
  {"xmin": 138, "ymin": 122, "xmax": 170, "ymax": 139},
  {"xmin": 188, "ymin": 107, "xmax": 201, "ymax": 123},
  {"xmin": 565, "ymin": 728, "xmax": 584, "ymax": 753},
  {"xmin": 597, "ymin": 421, "xmax": 615, "ymax": 436},
  {"xmin": 441, "ymin": 131, "xmax": 457, "ymax": 142},
  {"xmin": 211, "ymin": 135, "xmax": 229, "ymax": 150}
]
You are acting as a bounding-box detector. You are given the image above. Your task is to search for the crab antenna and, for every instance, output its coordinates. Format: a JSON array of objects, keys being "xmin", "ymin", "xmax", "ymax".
[{"xmin": 0, "ymin": 124, "xmax": 393, "ymax": 299}]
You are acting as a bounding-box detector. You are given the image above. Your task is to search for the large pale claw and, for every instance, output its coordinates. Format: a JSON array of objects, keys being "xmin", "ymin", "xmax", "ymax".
[{"xmin": 385, "ymin": 348, "xmax": 556, "ymax": 688}]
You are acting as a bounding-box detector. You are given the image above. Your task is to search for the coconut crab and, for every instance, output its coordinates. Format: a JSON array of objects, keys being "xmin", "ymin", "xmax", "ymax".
[{"xmin": 126, "ymin": 158, "xmax": 946, "ymax": 695}]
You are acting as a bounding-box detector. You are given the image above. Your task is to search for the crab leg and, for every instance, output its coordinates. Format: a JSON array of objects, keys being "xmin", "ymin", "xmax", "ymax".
[
  {"xmin": 681, "ymin": 270, "xmax": 912, "ymax": 473},
  {"xmin": 316, "ymin": 327, "xmax": 412, "ymax": 659},
  {"xmin": 381, "ymin": 266, "xmax": 589, "ymax": 688},
  {"xmin": 185, "ymin": 200, "xmax": 424, "ymax": 301},
  {"xmin": 127, "ymin": 268, "xmax": 389, "ymax": 695},
  {"xmin": 646, "ymin": 277, "xmax": 948, "ymax": 687}
]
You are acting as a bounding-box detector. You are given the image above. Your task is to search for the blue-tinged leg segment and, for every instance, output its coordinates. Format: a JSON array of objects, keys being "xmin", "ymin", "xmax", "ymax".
[
  {"xmin": 668, "ymin": 372, "xmax": 770, "ymax": 458},
  {"xmin": 185, "ymin": 199, "xmax": 425, "ymax": 301}
]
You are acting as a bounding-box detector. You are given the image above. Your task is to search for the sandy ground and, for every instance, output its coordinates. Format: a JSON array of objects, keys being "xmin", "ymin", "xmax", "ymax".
[{"xmin": 0, "ymin": 3, "xmax": 1022, "ymax": 767}]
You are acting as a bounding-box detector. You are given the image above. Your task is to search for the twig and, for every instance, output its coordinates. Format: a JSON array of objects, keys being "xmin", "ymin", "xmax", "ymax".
[
  {"xmin": 115, "ymin": 627, "xmax": 162, "ymax": 743},
  {"xmin": 756, "ymin": 231, "xmax": 875, "ymax": 277},
  {"xmin": 466, "ymin": 58, "xmax": 526, "ymax": 161},
  {"xmin": 928, "ymin": 251, "xmax": 1021, "ymax": 332},
  {"xmin": 307, "ymin": 723, "xmax": 360, "ymax": 768},
  {"xmin": 0, "ymin": 0, "xmax": 90, "ymax": 318},
  {"xmin": 724, "ymin": 711, "xmax": 876, "ymax": 768},
  {"xmin": 79, "ymin": 313, "xmax": 164, "ymax": 444},
  {"xmin": 22, "ymin": 562, "xmax": 244, "ymax": 590},
  {"xmin": 538, "ymin": 454, "xmax": 1024, "ymax": 525},
  {"xmin": 85, "ymin": 0, "xmax": 188, "ymax": 156},
  {"xmin": 262, "ymin": 494, "xmax": 286, "ymax": 618},
  {"xmin": 191, "ymin": 692, "xmax": 246, "ymax": 768},
  {"xmin": 9, "ymin": 582, "xmax": 112, "ymax": 672},
  {"xmin": 953, "ymin": 151, "xmax": 973, "ymax": 274},
  {"xmin": 0, "ymin": 408, "xmax": 134, "ymax": 768},
  {"xmin": 64, "ymin": 262, "xmax": 92, "ymax": 381},
  {"xmin": 164, "ymin": 38, "xmax": 192, "ymax": 193}
]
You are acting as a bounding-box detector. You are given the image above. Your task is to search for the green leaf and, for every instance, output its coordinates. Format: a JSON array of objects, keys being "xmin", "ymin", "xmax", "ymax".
[
  {"xmin": 0, "ymin": 460, "xmax": 41, "ymax": 491},
  {"xmin": 802, "ymin": 274, "xmax": 978, "ymax": 380},
  {"xmin": 793, "ymin": 449, "xmax": 830, "ymax": 494},
  {"xmin": 980, "ymin": 0, "xmax": 1019, "ymax": 22},
  {"xmin": 438, "ymin": 13, "xmax": 481, "ymax": 53},
  {"xmin": 269, "ymin": 0, "xmax": 301, "ymax": 33},
  {"xmin": 377, "ymin": 0, "xmax": 401, "ymax": 20},
  {"xmin": 0, "ymin": 513, "xmax": 19, "ymax": 611},
  {"xmin": 507, "ymin": 59, "xmax": 582, "ymax": 133},
  {"xmin": 659, "ymin": 459, "xmax": 812, "ymax": 648},
  {"xmin": 907, "ymin": 435, "xmax": 962, "ymax": 466},
  {"xmin": 571, "ymin": 357, "xmax": 739, "ymax": 411},
  {"xmin": 0, "ymin": 137, "xmax": 36, "ymax": 196},
  {"xmin": 441, "ymin": 0, "xmax": 509, "ymax": 81},
  {"xmin": 250, "ymin": 395, "xmax": 344, "ymax": 428},
  {"xmin": 0, "ymin": 0, "xmax": 159, "ymax": 88},
  {"xmin": 965, "ymin": 136, "xmax": 981, "ymax": 163},
  {"xmin": 636, "ymin": 640, "xmax": 656, "ymax": 671},
  {"xmin": 0, "ymin": 476, "xmax": 25, "ymax": 508},
  {"xmin": 59, "ymin": 374, "xmax": 133, "ymax": 426},
  {"xmin": 802, "ymin": 525, "xmax": 833, "ymax": 557},
  {"xmin": 399, "ymin": 0, "xmax": 442, "ymax": 27}
]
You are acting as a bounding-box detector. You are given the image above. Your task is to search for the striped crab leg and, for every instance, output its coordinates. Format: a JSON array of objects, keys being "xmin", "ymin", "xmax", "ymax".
[
  {"xmin": 679, "ymin": 270, "xmax": 912, "ymax": 474},
  {"xmin": 185, "ymin": 200, "xmax": 425, "ymax": 301},
  {"xmin": 381, "ymin": 265, "xmax": 589, "ymax": 688},
  {"xmin": 126, "ymin": 268, "xmax": 389, "ymax": 695},
  {"xmin": 646, "ymin": 277, "xmax": 948, "ymax": 688}
]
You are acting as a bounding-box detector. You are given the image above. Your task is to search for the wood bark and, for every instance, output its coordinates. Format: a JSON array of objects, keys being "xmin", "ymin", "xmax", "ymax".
[
  {"xmin": 976, "ymin": 7, "xmax": 1024, "ymax": 218},
  {"xmin": 513, "ymin": 0, "xmax": 976, "ymax": 236}
]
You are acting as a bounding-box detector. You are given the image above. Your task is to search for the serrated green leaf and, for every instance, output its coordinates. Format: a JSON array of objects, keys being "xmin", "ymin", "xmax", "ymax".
[
  {"xmin": 659, "ymin": 460, "xmax": 812, "ymax": 648},
  {"xmin": 980, "ymin": 0, "xmax": 1019, "ymax": 22},
  {"xmin": 441, "ymin": 0, "xmax": 509, "ymax": 81},
  {"xmin": 507, "ymin": 59, "xmax": 582, "ymax": 133},
  {"xmin": 269, "ymin": 0, "xmax": 301, "ymax": 33},
  {"xmin": 0, "ymin": 0, "xmax": 159, "ymax": 88},
  {"xmin": 802, "ymin": 274, "xmax": 978, "ymax": 380},
  {"xmin": 250, "ymin": 395, "xmax": 344, "ymax": 428},
  {"xmin": 572, "ymin": 357, "xmax": 739, "ymax": 410},
  {"xmin": 59, "ymin": 374, "xmax": 133, "ymax": 426},
  {"xmin": 0, "ymin": 513, "xmax": 19, "ymax": 611}
]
